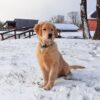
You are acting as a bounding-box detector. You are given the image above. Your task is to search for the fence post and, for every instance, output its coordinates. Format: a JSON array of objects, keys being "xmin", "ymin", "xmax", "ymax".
[
  {"xmin": 29, "ymin": 32, "xmax": 31, "ymax": 38},
  {"xmin": 18, "ymin": 34, "xmax": 20, "ymax": 39},
  {"xmin": 1, "ymin": 34, "xmax": 4, "ymax": 40},
  {"xmin": 32, "ymin": 31, "xmax": 33, "ymax": 35},
  {"xmin": 14, "ymin": 30, "xmax": 17, "ymax": 39}
]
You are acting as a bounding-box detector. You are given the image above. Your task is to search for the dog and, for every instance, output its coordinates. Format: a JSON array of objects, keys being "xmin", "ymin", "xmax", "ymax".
[{"xmin": 34, "ymin": 21, "xmax": 84, "ymax": 90}]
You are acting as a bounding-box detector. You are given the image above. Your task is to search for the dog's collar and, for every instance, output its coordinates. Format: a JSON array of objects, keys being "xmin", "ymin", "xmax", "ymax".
[{"xmin": 41, "ymin": 43, "xmax": 53, "ymax": 48}]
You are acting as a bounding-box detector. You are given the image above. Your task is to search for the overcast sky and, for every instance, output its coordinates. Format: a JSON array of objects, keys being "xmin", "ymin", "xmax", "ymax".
[{"xmin": 0, "ymin": 0, "xmax": 96, "ymax": 22}]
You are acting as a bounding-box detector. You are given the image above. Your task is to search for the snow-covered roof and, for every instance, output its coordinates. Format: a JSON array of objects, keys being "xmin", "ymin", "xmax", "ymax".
[{"xmin": 54, "ymin": 23, "xmax": 79, "ymax": 31}]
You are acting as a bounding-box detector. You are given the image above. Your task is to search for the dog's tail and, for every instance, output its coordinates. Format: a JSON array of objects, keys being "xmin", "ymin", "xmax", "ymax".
[{"xmin": 69, "ymin": 65, "xmax": 85, "ymax": 69}]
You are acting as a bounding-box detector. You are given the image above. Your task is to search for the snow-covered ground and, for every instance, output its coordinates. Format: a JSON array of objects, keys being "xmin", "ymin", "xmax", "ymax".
[{"xmin": 0, "ymin": 32, "xmax": 100, "ymax": 100}]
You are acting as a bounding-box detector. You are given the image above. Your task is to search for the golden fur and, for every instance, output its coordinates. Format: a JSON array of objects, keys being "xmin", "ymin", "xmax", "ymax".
[{"xmin": 34, "ymin": 21, "xmax": 84, "ymax": 90}]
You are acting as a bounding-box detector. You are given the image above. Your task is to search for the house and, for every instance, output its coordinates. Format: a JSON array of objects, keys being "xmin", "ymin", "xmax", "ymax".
[
  {"xmin": 2, "ymin": 19, "xmax": 38, "ymax": 30},
  {"xmin": 88, "ymin": 11, "xmax": 97, "ymax": 31}
]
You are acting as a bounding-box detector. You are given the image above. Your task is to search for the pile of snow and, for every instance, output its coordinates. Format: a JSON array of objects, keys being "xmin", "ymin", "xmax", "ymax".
[{"xmin": 0, "ymin": 32, "xmax": 100, "ymax": 100}]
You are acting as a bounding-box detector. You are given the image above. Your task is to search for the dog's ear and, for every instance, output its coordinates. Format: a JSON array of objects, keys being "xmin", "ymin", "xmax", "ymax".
[
  {"xmin": 34, "ymin": 23, "xmax": 41, "ymax": 35},
  {"xmin": 34, "ymin": 22, "xmax": 45, "ymax": 36},
  {"xmin": 53, "ymin": 25, "xmax": 58, "ymax": 37}
]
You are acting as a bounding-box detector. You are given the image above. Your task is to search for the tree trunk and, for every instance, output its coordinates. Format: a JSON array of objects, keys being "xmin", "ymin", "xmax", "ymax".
[
  {"xmin": 93, "ymin": 0, "xmax": 100, "ymax": 40},
  {"xmin": 80, "ymin": 0, "xmax": 91, "ymax": 39}
]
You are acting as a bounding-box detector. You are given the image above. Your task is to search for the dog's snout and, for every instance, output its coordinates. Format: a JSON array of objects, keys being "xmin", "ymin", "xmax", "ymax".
[{"xmin": 48, "ymin": 32, "xmax": 52, "ymax": 39}]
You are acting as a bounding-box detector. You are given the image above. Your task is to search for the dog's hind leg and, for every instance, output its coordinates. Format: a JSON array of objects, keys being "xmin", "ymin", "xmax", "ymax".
[{"xmin": 58, "ymin": 66, "xmax": 71, "ymax": 77}]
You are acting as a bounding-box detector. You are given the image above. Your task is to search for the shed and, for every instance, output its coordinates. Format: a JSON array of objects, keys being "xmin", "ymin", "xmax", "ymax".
[{"xmin": 14, "ymin": 19, "xmax": 38, "ymax": 29}]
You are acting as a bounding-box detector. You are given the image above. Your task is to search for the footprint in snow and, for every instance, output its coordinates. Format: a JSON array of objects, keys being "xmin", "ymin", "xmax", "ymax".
[{"xmin": 95, "ymin": 87, "xmax": 100, "ymax": 92}]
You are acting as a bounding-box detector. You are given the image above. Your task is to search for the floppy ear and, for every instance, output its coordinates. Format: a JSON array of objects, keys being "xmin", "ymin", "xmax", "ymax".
[
  {"xmin": 34, "ymin": 23, "xmax": 41, "ymax": 35},
  {"xmin": 53, "ymin": 25, "xmax": 58, "ymax": 37}
]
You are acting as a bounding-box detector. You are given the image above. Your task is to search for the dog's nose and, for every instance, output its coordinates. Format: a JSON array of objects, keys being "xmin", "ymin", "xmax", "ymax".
[{"xmin": 48, "ymin": 32, "xmax": 52, "ymax": 39}]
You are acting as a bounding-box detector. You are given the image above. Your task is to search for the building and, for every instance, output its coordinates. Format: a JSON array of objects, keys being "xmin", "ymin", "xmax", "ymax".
[
  {"xmin": 88, "ymin": 11, "xmax": 97, "ymax": 31},
  {"xmin": 55, "ymin": 23, "xmax": 79, "ymax": 32},
  {"xmin": 2, "ymin": 21, "xmax": 16, "ymax": 29},
  {"xmin": 2, "ymin": 19, "xmax": 38, "ymax": 30}
]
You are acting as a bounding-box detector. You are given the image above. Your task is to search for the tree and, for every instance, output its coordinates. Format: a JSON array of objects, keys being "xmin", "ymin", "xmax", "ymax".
[
  {"xmin": 80, "ymin": 0, "xmax": 91, "ymax": 39},
  {"xmin": 93, "ymin": 0, "xmax": 100, "ymax": 40},
  {"xmin": 67, "ymin": 11, "xmax": 80, "ymax": 27},
  {"xmin": 50, "ymin": 15, "xmax": 65, "ymax": 23}
]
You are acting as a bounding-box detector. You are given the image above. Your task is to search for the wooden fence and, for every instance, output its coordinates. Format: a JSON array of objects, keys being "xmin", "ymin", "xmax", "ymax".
[{"xmin": 0, "ymin": 28, "xmax": 34, "ymax": 41}]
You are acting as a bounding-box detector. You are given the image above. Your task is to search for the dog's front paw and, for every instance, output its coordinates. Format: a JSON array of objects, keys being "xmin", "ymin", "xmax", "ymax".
[
  {"xmin": 43, "ymin": 84, "xmax": 53, "ymax": 90},
  {"xmin": 39, "ymin": 81, "xmax": 48, "ymax": 88},
  {"xmin": 39, "ymin": 84, "xmax": 44, "ymax": 88}
]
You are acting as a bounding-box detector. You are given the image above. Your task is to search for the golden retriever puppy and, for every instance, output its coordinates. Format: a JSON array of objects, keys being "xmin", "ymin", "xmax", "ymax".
[{"xmin": 34, "ymin": 21, "xmax": 84, "ymax": 90}]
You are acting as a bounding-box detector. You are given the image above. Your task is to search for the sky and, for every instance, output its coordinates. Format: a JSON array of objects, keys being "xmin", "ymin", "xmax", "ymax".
[{"xmin": 0, "ymin": 0, "xmax": 96, "ymax": 22}]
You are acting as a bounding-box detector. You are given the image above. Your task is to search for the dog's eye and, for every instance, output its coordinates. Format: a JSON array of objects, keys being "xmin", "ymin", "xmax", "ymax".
[
  {"xmin": 43, "ymin": 28, "xmax": 46, "ymax": 31},
  {"xmin": 51, "ymin": 28, "xmax": 53, "ymax": 31}
]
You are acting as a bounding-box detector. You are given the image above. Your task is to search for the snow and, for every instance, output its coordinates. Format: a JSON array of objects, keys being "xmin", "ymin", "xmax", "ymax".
[
  {"xmin": 0, "ymin": 32, "xmax": 100, "ymax": 100},
  {"xmin": 55, "ymin": 23, "xmax": 79, "ymax": 31}
]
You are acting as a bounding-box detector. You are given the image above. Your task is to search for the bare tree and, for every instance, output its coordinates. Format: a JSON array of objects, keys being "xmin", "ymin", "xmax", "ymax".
[
  {"xmin": 80, "ymin": 0, "xmax": 91, "ymax": 39},
  {"xmin": 50, "ymin": 15, "xmax": 65, "ymax": 23},
  {"xmin": 67, "ymin": 11, "xmax": 80, "ymax": 27},
  {"xmin": 93, "ymin": 0, "xmax": 100, "ymax": 40}
]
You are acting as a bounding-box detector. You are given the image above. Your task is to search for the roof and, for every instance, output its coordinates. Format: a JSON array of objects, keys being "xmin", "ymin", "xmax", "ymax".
[
  {"xmin": 2, "ymin": 21, "xmax": 15, "ymax": 27},
  {"xmin": 88, "ymin": 11, "xmax": 96, "ymax": 19},
  {"xmin": 54, "ymin": 23, "xmax": 79, "ymax": 31},
  {"xmin": 6, "ymin": 21, "xmax": 15, "ymax": 24}
]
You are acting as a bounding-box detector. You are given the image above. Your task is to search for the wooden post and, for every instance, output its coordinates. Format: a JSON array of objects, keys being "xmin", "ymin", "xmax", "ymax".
[
  {"xmin": 24, "ymin": 33, "xmax": 26, "ymax": 37},
  {"xmin": 29, "ymin": 32, "xmax": 31, "ymax": 38},
  {"xmin": 80, "ymin": 0, "xmax": 91, "ymax": 39},
  {"xmin": 18, "ymin": 34, "xmax": 20, "ymax": 39},
  {"xmin": 1, "ymin": 34, "xmax": 4, "ymax": 40},
  {"xmin": 14, "ymin": 30, "xmax": 17, "ymax": 39},
  {"xmin": 32, "ymin": 31, "xmax": 33, "ymax": 35},
  {"xmin": 93, "ymin": 0, "xmax": 100, "ymax": 40}
]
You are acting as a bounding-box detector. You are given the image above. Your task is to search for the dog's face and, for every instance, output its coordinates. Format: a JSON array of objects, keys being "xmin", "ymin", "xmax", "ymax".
[{"xmin": 34, "ymin": 22, "xmax": 58, "ymax": 46}]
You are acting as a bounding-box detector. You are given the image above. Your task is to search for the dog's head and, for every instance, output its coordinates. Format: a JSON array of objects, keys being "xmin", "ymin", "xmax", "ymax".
[{"xmin": 34, "ymin": 21, "xmax": 58, "ymax": 46}]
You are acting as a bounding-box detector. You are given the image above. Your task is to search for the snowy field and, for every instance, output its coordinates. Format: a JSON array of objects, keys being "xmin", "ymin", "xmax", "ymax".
[{"xmin": 0, "ymin": 32, "xmax": 100, "ymax": 100}]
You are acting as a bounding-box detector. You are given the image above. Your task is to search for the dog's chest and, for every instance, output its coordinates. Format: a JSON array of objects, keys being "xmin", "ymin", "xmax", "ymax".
[
  {"xmin": 37, "ymin": 48, "xmax": 54, "ymax": 66},
  {"xmin": 40, "ymin": 49, "xmax": 53, "ymax": 62}
]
